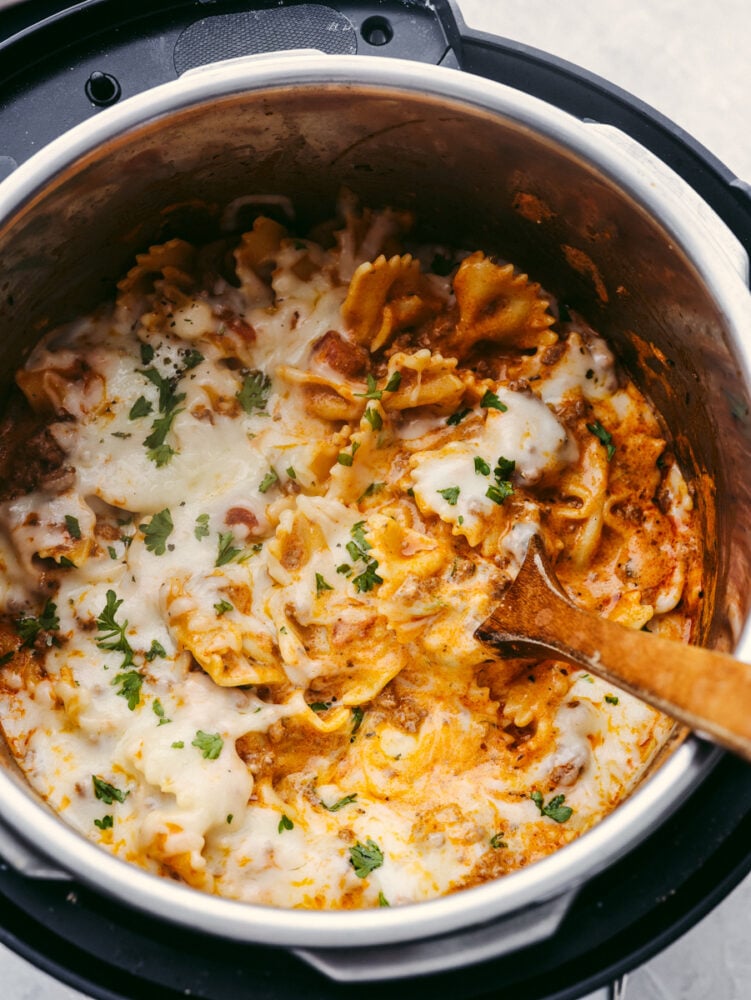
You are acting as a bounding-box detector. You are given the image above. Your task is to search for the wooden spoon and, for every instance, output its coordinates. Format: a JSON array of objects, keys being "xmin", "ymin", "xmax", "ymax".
[{"xmin": 474, "ymin": 534, "xmax": 751, "ymax": 762}]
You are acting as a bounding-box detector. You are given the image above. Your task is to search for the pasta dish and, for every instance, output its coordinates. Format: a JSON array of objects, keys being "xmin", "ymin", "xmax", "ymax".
[{"xmin": 0, "ymin": 194, "xmax": 702, "ymax": 908}]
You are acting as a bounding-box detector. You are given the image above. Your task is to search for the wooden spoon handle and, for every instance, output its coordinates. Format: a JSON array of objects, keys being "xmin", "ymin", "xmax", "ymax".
[{"xmin": 475, "ymin": 540, "xmax": 751, "ymax": 762}]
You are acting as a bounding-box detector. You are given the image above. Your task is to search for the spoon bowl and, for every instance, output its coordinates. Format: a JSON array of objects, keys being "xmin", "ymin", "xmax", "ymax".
[{"xmin": 475, "ymin": 535, "xmax": 751, "ymax": 762}]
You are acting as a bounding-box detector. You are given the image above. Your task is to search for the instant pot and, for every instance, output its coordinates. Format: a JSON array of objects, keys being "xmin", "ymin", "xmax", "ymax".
[{"xmin": 1, "ymin": 2, "xmax": 751, "ymax": 998}]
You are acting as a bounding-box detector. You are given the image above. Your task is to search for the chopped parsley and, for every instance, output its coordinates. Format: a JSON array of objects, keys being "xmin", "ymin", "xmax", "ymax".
[
  {"xmin": 192, "ymin": 730, "xmax": 224, "ymax": 760},
  {"xmin": 128, "ymin": 395, "xmax": 153, "ymax": 420},
  {"xmin": 94, "ymin": 815, "xmax": 113, "ymax": 830},
  {"xmin": 490, "ymin": 832, "xmax": 508, "ymax": 849},
  {"xmin": 486, "ymin": 482, "xmax": 514, "ymax": 505},
  {"xmin": 474, "ymin": 456, "xmax": 491, "ymax": 476},
  {"xmin": 320, "ymin": 793, "xmax": 358, "ymax": 812},
  {"xmin": 315, "ymin": 573, "xmax": 334, "ymax": 595},
  {"xmin": 181, "ymin": 349, "xmax": 204, "ymax": 370},
  {"xmin": 346, "ymin": 521, "xmax": 382, "ymax": 593},
  {"xmin": 278, "ymin": 813, "xmax": 294, "ymax": 833},
  {"xmin": 337, "ymin": 441, "xmax": 360, "ymax": 467},
  {"xmin": 152, "ymin": 699, "xmax": 171, "ymax": 725},
  {"xmin": 480, "ymin": 389, "xmax": 508, "ymax": 412},
  {"xmin": 92, "ymin": 775, "xmax": 128, "ymax": 805},
  {"xmin": 64, "ymin": 514, "xmax": 82, "ymax": 539},
  {"xmin": 359, "ymin": 481, "xmax": 385, "ymax": 501},
  {"xmin": 215, "ymin": 531, "xmax": 242, "ymax": 567},
  {"xmin": 236, "ymin": 370, "xmax": 271, "ymax": 415},
  {"xmin": 16, "ymin": 600, "xmax": 59, "ymax": 647},
  {"xmin": 447, "ymin": 406, "xmax": 471, "ymax": 426},
  {"xmin": 531, "ymin": 791, "xmax": 573, "ymax": 823},
  {"xmin": 494, "ymin": 456, "xmax": 516, "ymax": 480},
  {"xmin": 354, "ymin": 372, "xmax": 401, "ymax": 400},
  {"xmin": 486, "ymin": 456, "xmax": 516, "ymax": 505},
  {"xmin": 139, "ymin": 367, "xmax": 186, "ymax": 467},
  {"xmin": 95, "ymin": 590, "xmax": 134, "ymax": 668},
  {"xmin": 171, "ymin": 741, "xmax": 184, "ymax": 749},
  {"xmin": 107, "ymin": 545, "xmax": 118, "ymax": 560},
  {"xmin": 113, "ymin": 669, "xmax": 143, "ymax": 711},
  {"xmin": 437, "ymin": 486, "xmax": 460, "ymax": 506},
  {"xmin": 350, "ymin": 706, "xmax": 364, "ymax": 741},
  {"xmin": 337, "ymin": 563, "xmax": 353, "ymax": 577},
  {"xmin": 145, "ymin": 639, "xmax": 166, "ymax": 662},
  {"xmin": 352, "ymin": 560, "xmax": 383, "ymax": 594},
  {"xmin": 349, "ymin": 838, "xmax": 384, "ymax": 879},
  {"xmin": 308, "ymin": 701, "xmax": 332, "ymax": 713},
  {"xmin": 140, "ymin": 342, "xmax": 155, "ymax": 364},
  {"xmin": 286, "ymin": 466, "xmax": 297, "ymax": 480},
  {"xmin": 194, "ymin": 513, "xmax": 210, "ymax": 540},
  {"xmin": 258, "ymin": 468, "xmax": 279, "ymax": 494},
  {"xmin": 139, "ymin": 508, "xmax": 173, "ymax": 555},
  {"xmin": 364, "ymin": 406, "xmax": 383, "ymax": 431},
  {"xmin": 605, "ymin": 694, "xmax": 620, "ymax": 705},
  {"xmin": 354, "ymin": 374, "xmax": 383, "ymax": 400},
  {"xmin": 214, "ymin": 599, "xmax": 233, "ymax": 616},
  {"xmin": 587, "ymin": 419, "xmax": 616, "ymax": 460}
]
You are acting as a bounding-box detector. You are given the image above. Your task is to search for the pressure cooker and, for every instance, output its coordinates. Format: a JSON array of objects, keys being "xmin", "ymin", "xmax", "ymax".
[{"xmin": 1, "ymin": 2, "xmax": 751, "ymax": 998}]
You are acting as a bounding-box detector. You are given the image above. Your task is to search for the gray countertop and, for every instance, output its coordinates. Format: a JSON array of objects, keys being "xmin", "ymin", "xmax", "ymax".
[{"xmin": 1, "ymin": 1, "xmax": 750, "ymax": 997}]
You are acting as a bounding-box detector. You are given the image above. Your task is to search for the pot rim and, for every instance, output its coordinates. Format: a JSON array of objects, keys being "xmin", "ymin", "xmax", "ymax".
[{"xmin": 0, "ymin": 52, "xmax": 749, "ymax": 948}]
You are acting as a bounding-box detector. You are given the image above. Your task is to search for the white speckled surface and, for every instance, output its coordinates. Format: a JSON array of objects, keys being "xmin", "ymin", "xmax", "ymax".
[{"xmin": 1, "ymin": 1, "xmax": 750, "ymax": 997}]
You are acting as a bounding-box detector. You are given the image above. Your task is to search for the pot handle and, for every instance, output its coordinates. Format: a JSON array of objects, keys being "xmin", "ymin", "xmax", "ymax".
[
  {"xmin": 0, "ymin": 818, "xmax": 73, "ymax": 881},
  {"xmin": 292, "ymin": 888, "xmax": 576, "ymax": 982}
]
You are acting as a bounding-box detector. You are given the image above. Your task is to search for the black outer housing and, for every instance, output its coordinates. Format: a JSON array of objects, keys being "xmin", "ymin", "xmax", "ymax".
[{"xmin": 1, "ymin": 2, "xmax": 751, "ymax": 998}]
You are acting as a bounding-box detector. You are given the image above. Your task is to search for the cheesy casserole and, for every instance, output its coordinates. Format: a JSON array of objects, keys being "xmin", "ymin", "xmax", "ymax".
[{"xmin": 0, "ymin": 195, "xmax": 702, "ymax": 908}]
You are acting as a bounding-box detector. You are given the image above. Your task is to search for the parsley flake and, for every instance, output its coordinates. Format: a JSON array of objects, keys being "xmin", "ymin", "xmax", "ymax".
[
  {"xmin": 215, "ymin": 531, "xmax": 242, "ymax": 567},
  {"xmin": 152, "ymin": 699, "xmax": 171, "ymax": 725},
  {"xmin": 480, "ymin": 389, "xmax": 508, "ymax": 412},
  {"xmin": 16, "ymin": 600, "xmax": 59, "ymax": 647},
  {"xmin": 350, "ymin": 706, "xmax": 364, "ymax": 741},
  {"xmin": 236, "ymin": 370, "xmax": 271, "ymax": 415},
  {"xmin": 92, "ymin": 775, "xmax": 128, "ymax": 805},
  {"xmin": 364, "ymin": 406, "xmax": 383, "ymax": 431},
  {"xmin": 315, "ymin": 573, "xmax": 334, "ymax": 595},
  {"xmin": 349, "ymin": 838, "xmax": 384, "ymax": 878},
  {"xmin": 192, "ymin": 730, "xmax": 223, "ymax": 760},
  {"xmin": 145, "ymin": 639, "xmax": 166, "ymax": 662},
  {"xmin": 447, "ymin": 407, "xmax": 471, "ymax": 426},
  {"xmin": 258, "ymin": 468, "xmax": 279, "ymax": 494},
  {"xmin": 95, "ymin": 590, "xmax": 134, "ymax": 668},
  {"xmin": 194, "ymin": 513, "xmax": 210, "ymax": 540},
  {"xmin": 354, "ymin": 374, "xmax": 383, "ymax": 400},
  {"xmin": 437, "ymin": 486, "xmax": 460, "ymax": 505},
  {"xmin": 214, "ymin": 599, "xmax": 233, "ymax": 616},
  {"xmin": 352, "ymin": 561, "xmax": 383, "ymax": 593},
  {"xmin": 128, "ymin": 395, "xmax": 153, "ymax": 420},
  {"xmin": 531, "ymin": 791, "xmax": 573, "ymax": 823},
  {"xmin": 64, "ymin": 514, "xmax": 82, "ymax": 539},
  {"xmin": 474, "ymin": 456, "xmax": 491, "ymax": 476},
  {"xmin": 113, "ymin": 669, "xmax": 143, "ymax": 711},
  {"xmin": 490, "ymin": 832, "xmax": 508, "ymax": 849},
  {"xmin": 605, "ymin": 693, "xmax": 620, "ymax": 705},
  {"xmin": 139, "ymin": 508, "xmax": 173, "ymax": 555},
  {"xmin": 587, "ymin": 420, "xmax": 616, "ymax": 461},
  {"xmin": 378, "ymin": 891, "xmax": 390, "ymax": 907},
  {"xmin": 94, "ymin": 815, "xmax": 113, "ymax": 830},
  {"xmin": 383, "ymin": 371, "xmax": 402, "ymax": 393},
  {"xmin": 320, "ymin": 793, "xmax": 358, "ymax": 812},
  {"xmin": 278, "ymin": 813, "xmax": 294, "ymax": 833}
]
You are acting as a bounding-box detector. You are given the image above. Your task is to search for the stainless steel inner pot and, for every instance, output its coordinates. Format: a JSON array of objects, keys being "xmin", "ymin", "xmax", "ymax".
[{"xmin": 1, "ymin": 52, "xmax": 751, "ymax": 982}]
